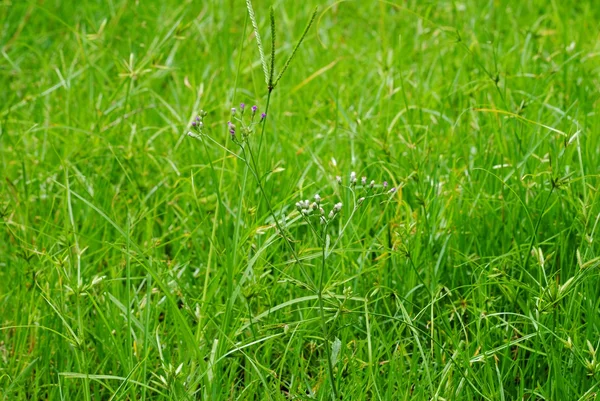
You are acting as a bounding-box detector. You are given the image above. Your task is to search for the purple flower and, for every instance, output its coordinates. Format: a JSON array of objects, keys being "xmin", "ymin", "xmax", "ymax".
[
  {"xmin": 260, "ymin": 112, "xmax": 266, "ymax": 121},
  {"xmin": 389, "ymin": 187, "xmax": 396, "ymax": 194},
  {"xmin": 228, "ymin": 121, "xmax": 236, "ymax": 137},
  {"xmin": 240, "ymin": 103, "xmax": 245, "ymax": 110},
  {"xmin": 252, "ymin": 105, "xmax": 258, "ymax": 114},
  {"xmin": 196, "ymin": 116, "xmax": 201, "ymax": 121},
  {"xmin": 383, "ymin": 181, "xmax": 388, "ymax": 189},
  {"xmin": 191, "ymin": 121, "xmax": 197, "ymax": 127}
]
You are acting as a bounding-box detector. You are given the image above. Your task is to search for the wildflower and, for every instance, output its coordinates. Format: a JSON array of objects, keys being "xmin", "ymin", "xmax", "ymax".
[
  {"xmin": 240, "ymin": 103, "xmax": 245, "ymax": 112},
  {"xmin": 295, "ymin": 199, "xmax": 318, "ymax": 217},
  {"xmin": 350, "ymin": 171, "xmax": 357, "ymax": 186},
  {"xmin": 196, "ymin": 116, "xmax": 201, "ymax": 121},
  {"xmin": 231, "ymin": 108, "xmax": 237, "ymax": 116},
  {"xmin": 388, "ymin": 187, "xmax": 397, "ymax": 194},
  {"xmin": 369, "ymin": 180, "xmax": 375, "ymax": 189},
  {"xmin": 336, "ymin": 176, "xmax": 342, "ymax": 184},
  {"xmin": 361, "ymin": 176, "xmax": 367, "ymax": 186},
  {"xmin": 260, "ymin": 113, "xmax": 266, "ymax": 121},
  {"xmin": 320, "ymin": 216, "xmax": 327, "ymax": 225},
  {"xmin": 329, "ymin": 202, "xmax": 343, "ymax": 219},
  {"xmin": 319, "ymin": 207, "xmax": 325, "ymax": 215},
  {"xmin": 314, "ymin": 194, "xmax": 321, "ymax": 204},
  {"xmin": 252, "ymin": 105, "xmax": 258, "ymax": 115},
  {"xmin": 228, "ymin": 121, "xmax": 236, "ymax": 139},
  {"xmin": 383, "ymin": 181, "xmax": 388, "ymax": 189},
  {"xmin": 191, "ymin": 121, "xmax": 197, "ymax": 127},
  {"xmin": 358, "ymin": 197, "xmax": 365, "ymax": 204}
]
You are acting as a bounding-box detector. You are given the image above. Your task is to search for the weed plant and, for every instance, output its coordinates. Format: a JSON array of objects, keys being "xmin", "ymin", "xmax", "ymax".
[{"xmin": 1, "ymin": 1, "xmax": 600, "ymax": 400}]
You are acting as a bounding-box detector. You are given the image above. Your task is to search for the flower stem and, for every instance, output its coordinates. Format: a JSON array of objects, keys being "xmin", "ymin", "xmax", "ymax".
[
  {"xmin": 240, "ymin": 143, "xmax": 315, "ymax": 290},
  {"xmin": 318, "ymin": 224, "xmax": 338, "ymax": 400},
  {"xmin": 256, "ymin": 88, "xmax": 272, "ymax": 162}
]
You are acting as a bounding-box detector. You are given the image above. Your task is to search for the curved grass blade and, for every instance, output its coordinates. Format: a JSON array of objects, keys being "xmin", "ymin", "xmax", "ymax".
[{"xmin": 274, "ymin": 7, "xmax": 318, "ymax": 88}]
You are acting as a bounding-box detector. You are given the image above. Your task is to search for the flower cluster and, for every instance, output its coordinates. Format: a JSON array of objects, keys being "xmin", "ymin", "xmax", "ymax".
[
  {"xmin": 338, "ymin": 171, "xmax": 397, "ymax": 204},
  {"xmin": 228, "ymin": 103, "xmax": 265, "ymax": 141},
  {"xmin": 189, "ymin": 103, "xmax": 266, "ymax": 142},
  {"xmin": 190, "ymin": 110, "xmax": 208, "ymax": 131},
  {"xmin": 296, "ymin": 194, "xmax": 343, "ymax": 225}
]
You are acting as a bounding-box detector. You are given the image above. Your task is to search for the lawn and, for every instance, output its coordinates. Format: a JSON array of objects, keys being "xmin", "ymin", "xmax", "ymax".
[{"xmin": 1, "ymin": 0, "xmax": 600, "ymax": 399}]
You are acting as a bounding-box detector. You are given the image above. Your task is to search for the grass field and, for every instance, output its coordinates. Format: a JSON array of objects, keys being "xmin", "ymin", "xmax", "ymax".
[{"xmin": 1, "ymin": 0, "xmax": 600, "ymax": 399}]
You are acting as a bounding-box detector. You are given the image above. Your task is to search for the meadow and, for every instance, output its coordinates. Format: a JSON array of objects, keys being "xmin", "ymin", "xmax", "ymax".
[{"xmin": 1, "ymin": 0, "xmax": 600, "ymax": 399}]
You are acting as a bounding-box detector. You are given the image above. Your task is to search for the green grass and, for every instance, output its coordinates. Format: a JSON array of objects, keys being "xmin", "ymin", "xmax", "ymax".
[{"xmin": 1, "ymin": 0, "xmax": 600, "ymax": 399}]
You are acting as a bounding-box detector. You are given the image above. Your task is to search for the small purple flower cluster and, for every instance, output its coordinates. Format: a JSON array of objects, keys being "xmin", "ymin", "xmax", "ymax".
[
  {"xmin": 228, "ymin": 103, "xmax": 265, "ymax": 141},
  {"xmin": 338, "ymin": 171, "xmax": 397, "ymax": 195},
  {"xmin": 189, "ymin": 103, "xmax": 266, "ymax": 142},
  {"xmin": 296, "ymin": 193, "xmax": 342, "ymax": 226},
  {"xmin": 190, "ymin": 110, "xmax": 208, "ymax": 131}
]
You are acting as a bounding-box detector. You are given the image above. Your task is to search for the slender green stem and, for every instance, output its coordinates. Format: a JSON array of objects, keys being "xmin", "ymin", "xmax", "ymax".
[
  {"xmin": 76, "ymin": 294, "xmax": 91, "ymax": 401},
  {"xmin": 240, "ymin": 142, "xmax": 315, "ymax": 289},
  {"xmin": 126, "ymin": 215, "xmax": 132, "ymax": 370},
  {"xmin": 256, "ymin": 88, "xmax": 272, "ymax": 162},
  {"xmin": 523, "ymin": 186, "xmax": 555, "ymax": 282},
  {"xmin": 245, "ymin": 298, "xmax": 257, "ymax": 340},
  {"xmin": 197, "ymin": 134, "xmax": 225, "ymax": 336},
  {"xmin": 407, "ymin": 253, "xmax": 433, "ymax": 298},
  {"xmin": 141, "ymin": 271, "xmax": 152, "ymax": 401},
  {"xmin": 318, "ymin": 224, "xmax": 338, "ymax": 400}
]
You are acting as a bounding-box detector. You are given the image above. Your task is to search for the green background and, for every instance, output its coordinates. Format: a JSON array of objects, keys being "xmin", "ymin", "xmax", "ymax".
[{"xmin": 1, "ymin": 0, "xmax": 599, "ymax": 399}]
